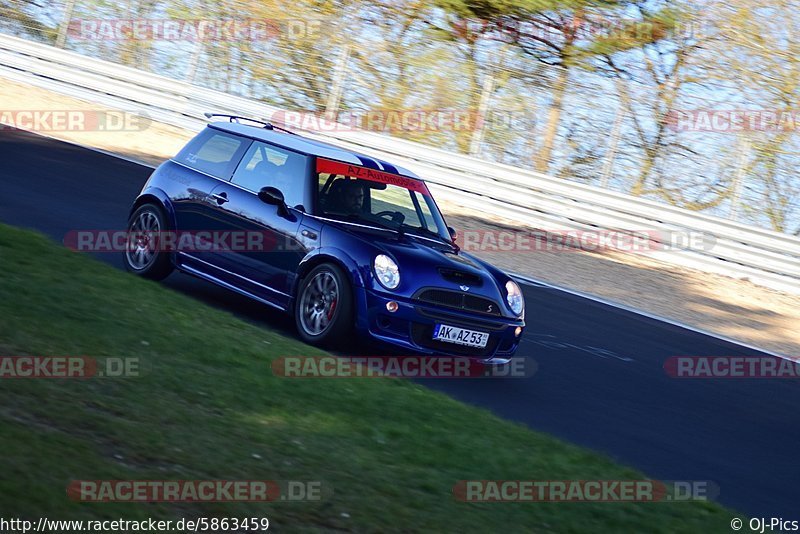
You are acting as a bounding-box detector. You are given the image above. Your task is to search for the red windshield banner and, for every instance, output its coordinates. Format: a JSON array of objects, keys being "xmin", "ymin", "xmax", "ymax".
[{"xmin": 316, "ymin": 158, "xmax": 430, "ymax": 196}]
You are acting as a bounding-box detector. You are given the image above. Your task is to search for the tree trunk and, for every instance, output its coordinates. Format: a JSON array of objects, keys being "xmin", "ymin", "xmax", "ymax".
[
  {"xmin": 536, "ymin": 65, "xmax": 569, "ymax": 174},
  {"xmin": 631, "ymin": 152, "xmax": 653, "ymax": 196}
]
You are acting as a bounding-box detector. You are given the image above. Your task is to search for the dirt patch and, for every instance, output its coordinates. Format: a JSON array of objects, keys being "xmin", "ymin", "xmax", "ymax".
[{"xmin": 0, "ymin": 77, "xmax": 192, "ymax": 165}]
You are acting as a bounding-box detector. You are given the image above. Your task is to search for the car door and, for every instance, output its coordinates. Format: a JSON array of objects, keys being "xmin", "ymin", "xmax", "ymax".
[
  {"xmin": 207, "ymin": 141, "xmax": 313, "ymax": 308},
  {"xmin": 169, "ymin": 128, "xmax": 251, "ymax": 270}
]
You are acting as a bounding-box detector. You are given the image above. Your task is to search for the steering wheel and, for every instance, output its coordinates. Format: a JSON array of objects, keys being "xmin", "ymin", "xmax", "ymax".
[{"xmin": 375, "ymin": 210, "xmax": 405, "ymax": 224}]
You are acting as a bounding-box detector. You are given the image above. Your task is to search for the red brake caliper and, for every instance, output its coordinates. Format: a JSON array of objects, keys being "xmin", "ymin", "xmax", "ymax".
[{"xmin": 327, "ymin": 298, "xmax": 337, "ymax": 320}]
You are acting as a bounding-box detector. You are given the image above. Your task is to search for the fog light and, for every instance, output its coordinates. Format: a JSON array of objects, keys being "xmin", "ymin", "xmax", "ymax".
[
  {"xmin": 386, "ymin": 301, "xmax": 399, "ymax": 313},
  {"xmin": 515, "ymin": 326, "xmax": 523, "ymax": 337}
]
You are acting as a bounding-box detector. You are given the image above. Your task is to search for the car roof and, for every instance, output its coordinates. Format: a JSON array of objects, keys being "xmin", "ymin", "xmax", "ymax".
[{"xmin": 208, "ymin": 121, "xmax": 422, "ymax": 180}]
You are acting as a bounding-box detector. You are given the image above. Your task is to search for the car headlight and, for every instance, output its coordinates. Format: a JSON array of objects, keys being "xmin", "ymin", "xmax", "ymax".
[
  {"xmin": 374, "ymin": 254, "xmax": 400, "ymax": 289},
  {"xmin": 505, "ymin": 280, "xmax": 524, "ymax": 316}
]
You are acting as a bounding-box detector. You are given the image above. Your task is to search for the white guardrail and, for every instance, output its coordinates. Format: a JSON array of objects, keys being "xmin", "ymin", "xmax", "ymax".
[{"xmin": 2, "ymin": 33, "xmax": 800, "ymax": 295}]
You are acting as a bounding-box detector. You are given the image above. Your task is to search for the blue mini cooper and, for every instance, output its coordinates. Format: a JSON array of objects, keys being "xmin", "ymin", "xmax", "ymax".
[{"xmin": 124, "ymin": 114, "xmax": 525, "ymax": 362}]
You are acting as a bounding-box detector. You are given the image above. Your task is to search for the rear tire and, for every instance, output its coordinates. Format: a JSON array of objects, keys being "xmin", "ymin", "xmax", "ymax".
[
  {"xmin": 295, "ymin": 263, "xmax": 353, "ymax": 347},
  {"xmin": 123, "ymin": 203, "xmax": 174, "ymax": 281}
]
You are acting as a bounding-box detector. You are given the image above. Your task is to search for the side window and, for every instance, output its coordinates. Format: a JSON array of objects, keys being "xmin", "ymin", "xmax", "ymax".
[
  {"xmin": 176, "ymin": 129, "xmax": 249, "ymax": 179},
  {"xmin": 232, "ymin": 142, "xmax": 308, "ymax": 210}
]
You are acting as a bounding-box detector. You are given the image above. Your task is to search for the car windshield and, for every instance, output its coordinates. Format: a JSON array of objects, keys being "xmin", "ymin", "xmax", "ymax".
[{"xmin": 315, "ymin": 159, "xmax": 451, "ymax": 241}]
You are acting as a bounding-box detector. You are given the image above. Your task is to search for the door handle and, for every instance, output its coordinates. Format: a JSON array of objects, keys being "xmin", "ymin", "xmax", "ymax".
[
  {"xmin": 301, "ymin": 229, "xmax": 317, "ymax": 240},
  {"xmin": 208, "ymin": 192, "xmax": 228, "ymax": 205}
]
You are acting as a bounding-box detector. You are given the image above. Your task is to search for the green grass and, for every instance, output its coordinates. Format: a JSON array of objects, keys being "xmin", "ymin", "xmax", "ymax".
[{"xmin": 0, "ymin": 223, "xmax": 735, "ymax": 532}]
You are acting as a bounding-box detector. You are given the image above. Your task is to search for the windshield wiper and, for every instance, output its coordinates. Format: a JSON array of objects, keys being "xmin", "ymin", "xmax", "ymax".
[{"xmin": 404, "ymin": 225, "xmax": 451, "ymax": 245}]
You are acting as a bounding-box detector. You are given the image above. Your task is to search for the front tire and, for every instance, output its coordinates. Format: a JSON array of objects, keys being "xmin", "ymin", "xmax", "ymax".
[
  {"xmin": 123, "ymin": 203, "xmax": 174, "ymax": 280},
  {"xmin": 295, "ymin": 263, "xmax": 353, "ymax": 347}
]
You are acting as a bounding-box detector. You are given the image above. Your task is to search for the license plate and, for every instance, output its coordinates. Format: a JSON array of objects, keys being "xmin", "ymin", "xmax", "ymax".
[{"xmin": 433, "ymin": 324, "xmax": 489, "ymax": 348}]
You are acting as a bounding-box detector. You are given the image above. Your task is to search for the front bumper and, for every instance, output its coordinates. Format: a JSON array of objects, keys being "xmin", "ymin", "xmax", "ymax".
[{"xmin": 355, "ymin": 286, "xmax": 525, "ymax": 363}]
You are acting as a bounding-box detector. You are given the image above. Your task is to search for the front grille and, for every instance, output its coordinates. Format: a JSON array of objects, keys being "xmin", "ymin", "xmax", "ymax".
[
  {"xmin": 419, "ymin": 289, "xmax": 463, "ymax": 308},
  {"xmin": 410, "ymin": 323, "xmax": 498, "ymax": 357},
  {"xmin": 414, "ymin": 288, "xmax": 502, "ymax": 316}
]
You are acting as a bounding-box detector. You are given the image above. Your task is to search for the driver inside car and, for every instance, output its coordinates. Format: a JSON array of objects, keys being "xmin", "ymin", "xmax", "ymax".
[{"xmin": 340, "ymin": 181, "xmax": 365, "ymax": 215}]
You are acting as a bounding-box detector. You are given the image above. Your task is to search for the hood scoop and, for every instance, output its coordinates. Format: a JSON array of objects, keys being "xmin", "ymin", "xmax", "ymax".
[{"xmin": 438, "ymin": 268, "xmax": 483, "ymax": 287}]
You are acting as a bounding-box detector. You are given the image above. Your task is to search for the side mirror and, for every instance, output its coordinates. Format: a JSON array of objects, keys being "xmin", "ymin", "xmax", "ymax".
[
  {"xmin": 447, "ymin": 226, "xmax": 457, "ymax": 240},
  {"xmin": 258, "ymin": 186, "xmax": 289, "ymax": 217}
]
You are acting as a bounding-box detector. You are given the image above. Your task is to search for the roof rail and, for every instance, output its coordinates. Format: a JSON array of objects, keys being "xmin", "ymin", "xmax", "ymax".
[{"xmin": 203, "ymin": 112, "xmax": 296, "ymax": 135}]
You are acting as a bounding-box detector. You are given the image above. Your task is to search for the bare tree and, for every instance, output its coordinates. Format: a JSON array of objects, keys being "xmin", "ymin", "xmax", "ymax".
[{"xmin": 708, "ymin": 0, "xmax": 800, "ymax": 232}]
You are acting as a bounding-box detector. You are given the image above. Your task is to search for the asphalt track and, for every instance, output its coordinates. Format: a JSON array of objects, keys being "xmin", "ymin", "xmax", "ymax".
[{"xmin": 1, "ymin": 128, "xmax": 798, "ymax": 518}]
